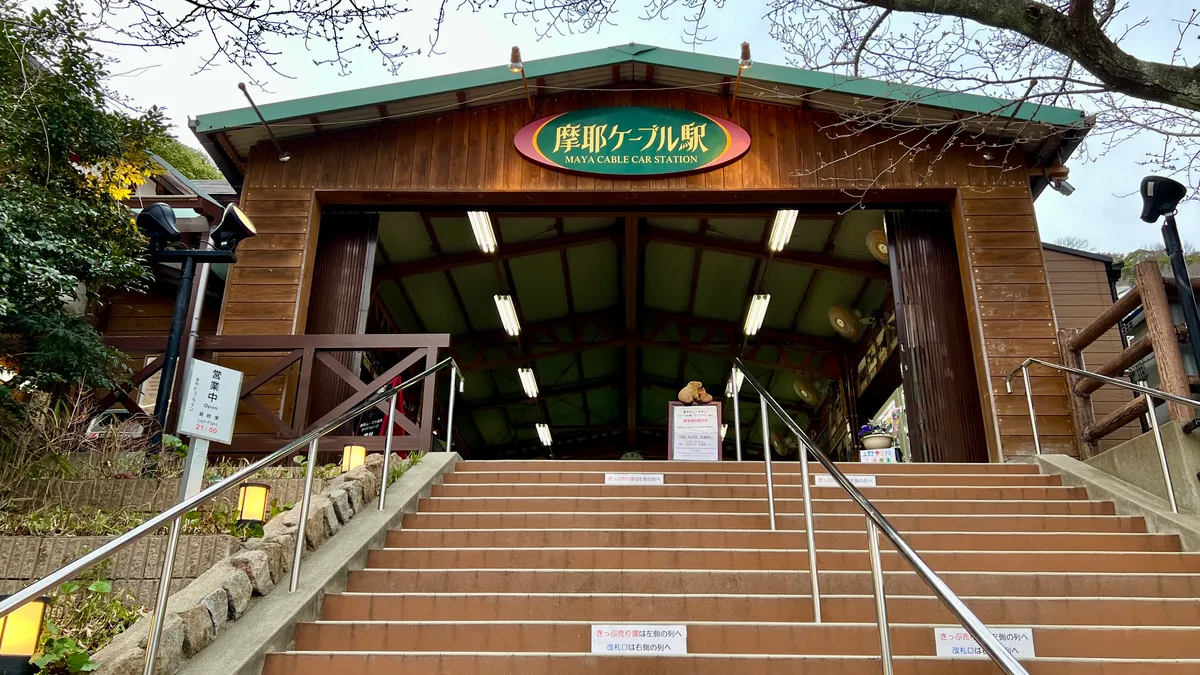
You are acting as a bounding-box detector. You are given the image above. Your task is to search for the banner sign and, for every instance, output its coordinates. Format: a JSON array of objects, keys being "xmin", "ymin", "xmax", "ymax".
[
  {"xmin": 514, "ymin": 107, "xmax": 750, "ymax": 176},
  {"xmin": 934, "ymin": 627, "xmax": 1035, "ymax": 660},
  {"xmin": 591, "ymin": 625, "xmax": 688, "ymax": 655}
]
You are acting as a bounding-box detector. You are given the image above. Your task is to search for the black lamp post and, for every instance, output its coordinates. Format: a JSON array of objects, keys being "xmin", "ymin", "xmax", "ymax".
[
  {"xmin": 135, "ymin": 203, "xmax": 257, "ymax": 445},
  {"xmin": 1139, "ymin": 176, "xmax": 1200, "ymax": 386}
]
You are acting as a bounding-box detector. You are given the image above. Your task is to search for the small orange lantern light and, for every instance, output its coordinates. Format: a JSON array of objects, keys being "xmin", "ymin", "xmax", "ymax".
[
  {"xmin": 341, "ymin": 444, "xmax": 366, "ymax": 473},
  {"xmin": 236, "ymin": 483, "xmax": 270, "ymax": 525}
]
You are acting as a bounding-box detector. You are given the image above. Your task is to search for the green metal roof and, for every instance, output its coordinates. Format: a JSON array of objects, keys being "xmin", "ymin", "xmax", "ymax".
[{"xmin": 194, "ymin": 43, "xmax": 1086, "ymax": 134}]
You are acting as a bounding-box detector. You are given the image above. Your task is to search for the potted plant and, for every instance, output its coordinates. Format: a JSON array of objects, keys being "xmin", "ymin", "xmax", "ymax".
[{"xmin": 858, "ymin": 421, "xmax": 894, "ymax": 450}]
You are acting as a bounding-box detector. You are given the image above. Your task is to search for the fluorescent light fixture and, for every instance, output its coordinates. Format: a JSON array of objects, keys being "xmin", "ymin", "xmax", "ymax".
[
  {"xmin": 725, "ymin": 368, "xmax": 746, "ymax": 397},
  {"xmin": 721, "ymin": 423, "xmax": 729, "ymax": 440},
  {"xmin": 536, "ymin": 423, "xmax": 552, "ymax": 446},
  {"xmin": 494, "ymin": 294, "xmax": 521, "ymax": 336},
  {"xmin": 468, "ymin": 211, "xmax": 497, "ymax": 253},
  {"xmin": 743, "ymin": 294, "xmax": 770, "ymax": 336},
  {"xmin": 768, "ymin": 209, "xmax": 799, "ymax": 252},
  {"xmin": 518, "ymin": 367, "xmax": 539, "ymax": 399}
]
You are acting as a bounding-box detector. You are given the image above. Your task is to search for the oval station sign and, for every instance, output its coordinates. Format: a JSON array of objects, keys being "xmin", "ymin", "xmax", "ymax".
[{"xmin": 514, "ymin": 107, "xmax": 751, "ymax": 176}]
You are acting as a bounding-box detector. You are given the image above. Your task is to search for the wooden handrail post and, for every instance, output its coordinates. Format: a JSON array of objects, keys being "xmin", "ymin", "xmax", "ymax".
[
  {"xmin": 1059, "ymin": 329, "xmax": 1098, "ymax": 459},
  {"xmin": 1135, "ymin": 261, "xmax": 1192, "ymax": 421}
]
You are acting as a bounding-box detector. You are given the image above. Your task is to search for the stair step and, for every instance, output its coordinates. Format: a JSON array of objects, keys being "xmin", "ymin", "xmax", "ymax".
[
  {"xmin": 432, "ymin": 484, "xmax": 1088, "ymax": 500},
  {"xmin": 444, "ymin": 472, "xmax": 1060, "ymax": 486},
  {"xmin": 263, "ymin": 652, "xmax": 1200, "ymax": 675},
  {"xmin": 290, "ymin": 622, "xmax": 1200, "ymax": 658},
  {"xmin": 402, "ymin": 512, "xmax": 1146, "ymax": 533},
  {"xmin": 364, "ymin": 548, "xmax": 1200, "ymax": 573},
  {"xmin": 322, "ymin": 593, "xmax": 1200, "ymax": 626},
  {"xmin": 419, "ymin": 496, "xmax": 1113, "ymax": 516},
  {"xmin": 452, "ymin": 461, "xmax": 1041, "ymax": 474},
  {"xmin": 386, "ymin": 528, "xmax": 1181, "ymax": 552},
  {"xmin": 346, "ymin": 569, "xmax": 1200, "ymax": 598}
]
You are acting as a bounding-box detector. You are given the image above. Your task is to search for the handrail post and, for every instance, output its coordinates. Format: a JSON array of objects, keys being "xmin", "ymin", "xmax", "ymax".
[
  {"xmin": 758, "ymin": 393, "xmax": 777, "ymax": 531},
  {"xmin": 141, "ymin": 517, "xmax": 182, "ymax": 675},
  {"xmin": 378, "ymin": 394, "xmax": 398, "ymax": 511},
  {"xmin": 445, "ymin": 366, "xmax": 460, "ymax": 454},
  {"xmin": 797, "ymin": 439, "xmax": 821, "ymax": 623},
  {"xmin": 1020, "ymin": 365, "xmax": 1042, "ymax": 455},
  {"xmin": 289, "ymin": 437, "xmax": 319, "ymax": 592},
  {"xmin": 733, "ymin": 367, "xmax": 743, "ymax": 461},
  {"xmin": 867, "ymin": 520, "xmax": 894, "ymax": 675},
  {"xmin": 1145, "ymin": 394, "xmax": 1180, "ymax": 513}
]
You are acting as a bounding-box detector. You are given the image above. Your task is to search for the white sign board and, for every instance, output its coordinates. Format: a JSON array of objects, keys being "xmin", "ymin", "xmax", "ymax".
[
  {"xmin": 670, "ymin": 403, "xmax": 721, "ymax": 461},
  {"xmin": 859, "ymin": 447, "xmax": 898, "ymax": 463},
  {"xmin": 591, "ymin": 625, "xmax": 687, "ymax": 655},
  {"xmin": 177, "ymin": 359, "xmax": 243, "ymax": 445},
  {"xmin": 605, "ymin": 473, "xmax": 666, "ymax": 485},
  {"xmin": 934, "ymin": 627, "xmax": 1035, "ymax": 660},
  {"xmin": 814, "ymin": 474, "xmax": 877, "ymax": 488}
]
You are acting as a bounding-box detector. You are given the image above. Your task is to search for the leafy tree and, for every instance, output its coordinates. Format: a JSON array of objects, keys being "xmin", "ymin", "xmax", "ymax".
[
  {"xmin": 0, "ymin": 0, "xmax": 165, "ymax": 396},
  {"xmin": 148, "ymin": 135, "xmax": 221, "ymax": 181}
]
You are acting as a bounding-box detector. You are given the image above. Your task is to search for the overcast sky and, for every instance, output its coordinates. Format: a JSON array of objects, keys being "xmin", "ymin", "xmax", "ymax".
[{"xmin": 89, "ymin": 1, "xmax": 1198, "ymax": 255}]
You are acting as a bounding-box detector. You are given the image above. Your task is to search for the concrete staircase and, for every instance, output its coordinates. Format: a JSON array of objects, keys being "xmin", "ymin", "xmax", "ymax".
[{"xmin": 263, "ymin": 460, "xmax": 1200, "ymax": 673}]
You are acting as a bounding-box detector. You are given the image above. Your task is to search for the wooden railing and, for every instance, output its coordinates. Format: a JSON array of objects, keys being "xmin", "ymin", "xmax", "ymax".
[
  {"xmin": 99, "ymin": 334, "xmax": 451, "ymax": 456},
  {"xmin": 1060, "ymin": 260, "xmax": 1193, "ymax": 457}
]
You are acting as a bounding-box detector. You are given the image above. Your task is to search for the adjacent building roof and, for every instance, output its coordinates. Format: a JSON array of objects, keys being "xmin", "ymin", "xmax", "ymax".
[{"xmin": 191, "ymin": 43, "xmax": 1090, "ymax": 192}]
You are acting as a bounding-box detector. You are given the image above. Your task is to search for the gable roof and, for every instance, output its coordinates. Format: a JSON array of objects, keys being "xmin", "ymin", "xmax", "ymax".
[{"xmin": 192, "ymin": 43, "xmax": 1090, "ymax": 191}]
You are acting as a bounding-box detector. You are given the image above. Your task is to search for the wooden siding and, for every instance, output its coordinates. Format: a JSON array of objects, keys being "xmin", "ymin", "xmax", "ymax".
[
  {"xmin": 223, "ymin": 90, "xmax": 1069, "ymax": 459},
  {"xmin": 1043, "ymin": 248, "xmax": 1139, "ymax": 451}
]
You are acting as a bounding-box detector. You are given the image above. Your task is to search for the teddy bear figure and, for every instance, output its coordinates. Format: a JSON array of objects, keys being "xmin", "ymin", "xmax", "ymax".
[{"xmin": 677, "ymin": 381, "xmax": 714, "ymax": 405}]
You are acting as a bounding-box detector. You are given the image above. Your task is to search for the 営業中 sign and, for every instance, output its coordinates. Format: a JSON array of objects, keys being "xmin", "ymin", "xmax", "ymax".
[
  {"xmin": 669, "ymin": 402, "xmax": 722, "ymax": 461},
  {"xmin": 177, "ymin": 359, "xmax": 243, "ymax": 445},
  {"xmin": 514, "ymin": 107, "xmax": 750, "ymax": 176},
  {"xmin": 591, "ymin": 624, "xmax": 688, "ymax": 655},
  {"xmin": 934, "ymin": 627, "xmax": 1035, "ymax": 660},
  {"xmin": 605, "ymin": 473, "xmax": 666, "ymax": 485}
]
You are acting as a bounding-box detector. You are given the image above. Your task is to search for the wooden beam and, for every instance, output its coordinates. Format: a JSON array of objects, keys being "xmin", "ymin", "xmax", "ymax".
[
  {"xmin": 677, "ymin": 219, "xmax": 709, "ymax": 386},
  {"xmin": 1065, "ymin": 286, "xmax": 1141, "ymax": 352},
  {"xmin": 557, "ymin": 217, "xmax": 591, "ymax": 427},
  {"xmin": 215, "ymin": 132, "xmax": 245, "ymax": 173},
  {"xmin": 1083, "ymin": 395, "xmax": 1148, "ymax": 443},
  {"xmin": 465, "ymin": 378, "xmax": 619, "ymax": 412},
  {"xmin": 373, "ymin": 226, "xmax": 618, "ymax": 283},
  {"xmin": 1060, "ymin": 328, "xmax": 1098, "ymax": 459},
  {"xmin": 646, "ymin": 310, "xmax": 849, "ymax": 354},
  {"xmin": 644, "ymin": 226, "xmax": 889, "ymax": 279},
  {"xmin": 1135, "ymin": 260, "xmax": 1192, "ymax": 421},
  {"xmin": 625, "ymin": 212, "xmax": 640, "ymax": 447},
  {"xmin": 1073, "ymin": 331, "xmax": 1158, "ymax": 397}
]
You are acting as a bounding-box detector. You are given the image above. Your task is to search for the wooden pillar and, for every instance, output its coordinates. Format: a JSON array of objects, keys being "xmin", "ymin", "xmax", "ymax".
[
  {"xmin": 1135, "ymin": 261, "xmax": 1191, "ymax": 421},
  {"xmin": 1059, "ymin": 328, "xmax": 1098, "ymax": 459}
]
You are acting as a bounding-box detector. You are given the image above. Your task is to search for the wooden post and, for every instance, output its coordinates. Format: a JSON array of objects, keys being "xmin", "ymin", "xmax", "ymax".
[
  {"xmin": 1135, "ymin": 261, "xmax": 1192, "ymax": 421},
  {"xmin": 1059, "ymin": 329, "xmax": 1098, "ymax": 459}
]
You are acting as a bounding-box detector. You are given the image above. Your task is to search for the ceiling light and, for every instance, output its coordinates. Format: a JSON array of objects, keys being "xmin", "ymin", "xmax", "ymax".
[
  {"xmin": 494, "ymin": 294, "xmax": 521, "ymax": 336},
  {"xmin": 743, "ymin": 294, "xmax": 770, "ymax": 336},
  {"xmin": 768, "ymin": 209, "xmax": 798, "ymax": 252},
  {"xmin": 518, "ymin": 367, "xmax": 539, "ymax": 399},
  {"xmin": 536, "ymin": 423, "xmax": 552, "ymax": 446},
  {"xmin": 725, "ymin": 368, "xmax": 745, "ymax": 397},
  {"xmin": 468, "ymin": 211, "xmax": 497, "ymax": 253}
]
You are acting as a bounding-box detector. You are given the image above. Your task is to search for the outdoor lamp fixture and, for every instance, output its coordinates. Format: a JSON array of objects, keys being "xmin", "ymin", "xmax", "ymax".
[
  {"xmin": 536, "ymin": 423, "xmax": 553, "ymax": 446},
  {"xmin": 341, "ymin": 444, "xmax": 367, "ymax": 473},
  {"xmin": 518, "ymin": 367, "xmax": 539, "ymax": 399},
  {"xmin": 136, "ymin": 202, "xmax": 252, "ymax": 447},
  {"xmin": 494, "ymin": 295, "xmax": 521, "ymax": 336},
  {"xmin": 738, "ymin": 41, "xmax": 753, "ymax": 69},
  {"xmin": 767, "ymin": 209, "xmax": 799, "ymax": 252},
  {"xmin": 1139, "ymin": 175, "xmax": 1200, "ymax": 379},
  {"xmin": 236, "ymin": 483, "xmax": 270, "ymax": 525},
  {"xmin": 509, "ymin": 46, "xmax": 524, "ymax": 73},
  {"xmin": 0, "ymin": 595, "xmax": 48, "ymax": 675},
  {"xmin": 725, "ymin": 368, "xmax": 745, "ymax": 397},
  {"xmin": 743, "ymin": 294, "xmax": 771, "ymax": 336},
  {"xmin": 468, "ymin": 211, "xmax": 497, "ymax": 253}
]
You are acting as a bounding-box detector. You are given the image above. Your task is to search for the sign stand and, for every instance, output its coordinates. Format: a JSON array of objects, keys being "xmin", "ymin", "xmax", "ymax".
[{"xmin": 176, "ymin": 359, "xmax": 244, "ymax": 499}]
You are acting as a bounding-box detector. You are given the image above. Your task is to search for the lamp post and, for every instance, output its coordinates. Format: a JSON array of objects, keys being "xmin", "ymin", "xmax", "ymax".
[
  {"xmin": 1139, "ymin": 177, "xmax": 1200, "ymax": 389},
  {"xmin": 135, "ymin": 203, "xmax": 257, "ymax": 448}
]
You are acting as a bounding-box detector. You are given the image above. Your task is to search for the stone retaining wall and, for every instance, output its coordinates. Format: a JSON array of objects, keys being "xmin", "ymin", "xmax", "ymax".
[{"xmin": 11, "ymin": 476, "xmax": 325, "ymax": 513}]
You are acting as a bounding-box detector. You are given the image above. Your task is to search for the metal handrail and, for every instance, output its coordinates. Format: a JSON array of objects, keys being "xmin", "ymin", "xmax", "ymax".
[
  {"xmin": 1005, "ymin": 356, "xmax": 1198, "ymax": 513},
  {"xmin": 0, "ymin": 355, "xmax": 462, "ymax": 673},
  {"xmin": 732, "ymin": 358, "xmax": 1028, "ymax": 675}
]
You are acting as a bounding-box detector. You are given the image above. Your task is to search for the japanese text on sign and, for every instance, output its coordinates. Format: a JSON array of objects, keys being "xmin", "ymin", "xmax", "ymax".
[
  {"xmin": 553, "ymin": 122, "xmax": 709, "ymax": 163},
  {"xmin": 814, "ymin": 474, "xmax": 877, "ymax": 488},
  {"xmin": 591, "ymin": 625, "xmax": 688, "ymax": 655},
  {"xmin": 670, "ymin": 404, "xmax": 720, "ymax": 461},
  {"xmin": 858, "ymin": 448, "xmax": 898, "ymax": 464},
  {"xmin": 176, "ymin": 359, "xmax": 243, "ymax": 445},
  {"xmin": 934, "ymin": 627, "xmax": 1035, "ymax": 660},
  {"xmin": 605, "ymin": 473, "xmax": 666, "ymax": 485}
]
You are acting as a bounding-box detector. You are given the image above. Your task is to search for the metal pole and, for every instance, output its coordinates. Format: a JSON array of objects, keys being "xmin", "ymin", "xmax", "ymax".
[
  {"xmin": 797, "ymin": 440, "xmax": 822, "ymax": 623},
  {"xmin": 1145, "ymin": 395, "xmax": 1180, "ymax": 514},
  {"xmin": 289, "ymin": 438, "xmax": 319, "ymax": 592},
  {"xmin": 141, "ymin": 517, "xmax": 182, "ymax": 674},
  {"xmin": 1020, "ymin": 365, "xmax": 1042, "ymax": 455},
  {"xmin": 446, "ymin": 367, "xmax": 459, "ymax": 454},
  {"xmin": 733, "ymin": 368, "xmax": 743, "ymax": 461},
  {"xmin": 378, "ymin": 394, "xmax": 398, "ymax": 511},
  {"xmin": 1163, "ymin": 215, "xmax": 1200, "ymax": 379},
  {"xmin": 176, "ymin": 241, "xmax": 213, "ymax": 497},
  {"xmin": 151, "ymin": 256, "xmax": 196, "ymax": 447},
  {"xmin": 867, "ymin": 520, "xmax": 895, "ymax": 675},
  {"xmin": 759, "ymin": 394, "xmax": 777, "ymax": 531}
]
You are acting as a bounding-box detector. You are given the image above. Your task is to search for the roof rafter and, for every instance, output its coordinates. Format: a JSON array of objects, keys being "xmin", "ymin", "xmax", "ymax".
[{"xmin": 644, "ymin": 226, "xmax": 889, "ymax": 279}]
